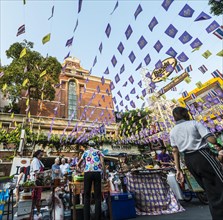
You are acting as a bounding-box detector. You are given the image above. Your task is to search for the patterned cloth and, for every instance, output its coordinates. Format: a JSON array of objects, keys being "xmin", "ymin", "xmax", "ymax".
[
  {"xmin": 126, "ymin": 171, "xmax": 184, "ymax": 215},
  {"xmin": 81, "ymin": 147, "xmax": 104, "ymax": 172}
]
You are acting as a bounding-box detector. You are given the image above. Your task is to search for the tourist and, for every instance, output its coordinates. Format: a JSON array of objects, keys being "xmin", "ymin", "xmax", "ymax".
[
  {"xmin": 30, "ymin": 150, "xmax": 44, "ymax": 216},
  {"xmin": 60, "ymin": 158, "xmax": 69, "ymax": 176},
  {"xmin": 157, "ymin": 147, "xmax": 174, "ymax": 167},
  {"xmin": 170, "ymin": 106, "xmax": 223, "ymax": 220},
  {"xmin": 76, "ymin": 140, "xmax": 105, "ymax": 220},
  {"xmin": 14, "ymin": 167, "xmax": 25, "ymax": 207},
  {"xmin": 52, "ymin": 158, "xmax": 62, "ymax": 180}
]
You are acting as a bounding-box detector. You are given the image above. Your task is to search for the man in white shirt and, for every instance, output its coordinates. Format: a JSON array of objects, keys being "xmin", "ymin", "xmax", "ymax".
[{"xmin": 60, "ymin": 158, "xmax": 69, "ymax": 176}]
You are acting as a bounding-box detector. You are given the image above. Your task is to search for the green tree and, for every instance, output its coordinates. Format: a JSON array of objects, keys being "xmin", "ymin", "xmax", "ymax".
[
  {"xmin": 208, "ymin": 0, "xmax": 223, "ymax": 16},
  {"xmin": 0, "ymin": 40, "xmax": 61, "ymax": 105}
]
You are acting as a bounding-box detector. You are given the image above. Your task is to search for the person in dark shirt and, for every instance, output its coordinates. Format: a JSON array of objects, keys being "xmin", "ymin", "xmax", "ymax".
[{"xmin": 157, "ymin": 147, "xmax": 174, "ymax": 167}]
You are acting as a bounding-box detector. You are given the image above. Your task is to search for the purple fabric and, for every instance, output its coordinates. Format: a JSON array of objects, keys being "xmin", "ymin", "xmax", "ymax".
[{"xmin": 158, "ymin": 153, "xmax": 171, "ymax": 163}]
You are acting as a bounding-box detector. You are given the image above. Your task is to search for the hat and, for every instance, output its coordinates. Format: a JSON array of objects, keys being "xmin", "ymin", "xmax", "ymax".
[{"xmin": 88, "ymin": 140, "xmax": 96, "ymax": 146}]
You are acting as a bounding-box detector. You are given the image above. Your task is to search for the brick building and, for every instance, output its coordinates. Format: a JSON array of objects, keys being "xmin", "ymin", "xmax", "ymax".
[{"xmin": 1, "ymin": 57, "xmax": 116, "ymax": 137}]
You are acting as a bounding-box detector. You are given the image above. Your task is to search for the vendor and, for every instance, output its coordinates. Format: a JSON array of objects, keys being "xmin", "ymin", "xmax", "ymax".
[
  {"xmin": 157, "ymin": 147, "xmax": 174, "ymax": 167},
  {"xmin": 52, "ymin": 158, "xmax": 62, "ymax": 180}
]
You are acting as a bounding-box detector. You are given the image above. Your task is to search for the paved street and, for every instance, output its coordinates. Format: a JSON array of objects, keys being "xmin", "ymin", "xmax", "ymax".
[{"xmin": 132, "ymin": 199, "xmax": 211, "ymax": 220}]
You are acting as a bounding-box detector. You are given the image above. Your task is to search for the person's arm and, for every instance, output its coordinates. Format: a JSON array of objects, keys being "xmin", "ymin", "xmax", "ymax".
[
  {"xmin": 76, "ymin": 158, "xmax": 83, "ymax": 169},
  {"xmin": 172, "ymin": 147, "xmax": 184, "ymax": 183},
  {"xmin": 207, "ymin": 136, "xmax": 217, "ymax": 145},
  {"xmin": 100, "ymin": 155, "xmax": 106, "ymax": 180},
  {"xmin": 16, "ymin": 173, "xmax": 24, "ymax": 187}
]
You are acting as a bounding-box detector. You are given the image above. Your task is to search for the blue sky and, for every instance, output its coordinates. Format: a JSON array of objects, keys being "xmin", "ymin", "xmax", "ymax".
[{"xmin": 1, "ymin": 0, "xmax": 223, "ymax": 111}]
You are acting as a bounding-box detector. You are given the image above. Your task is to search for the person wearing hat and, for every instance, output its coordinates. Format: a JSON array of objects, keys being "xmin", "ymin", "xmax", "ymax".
[
  {"xmin": 76, "ymin": 140, "xmax": 105, "ymax": 220},
  {"xmin": 170, "ymin": 107, "xmax": 223, "ymax": 220}
]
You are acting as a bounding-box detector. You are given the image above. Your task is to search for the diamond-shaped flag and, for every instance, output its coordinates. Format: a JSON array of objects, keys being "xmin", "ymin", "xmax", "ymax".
[
  {"xmin": 111, "ymin": 55, "xmax": 117, "ymax": 67},
  {"xmin": 177, "ymin": 52, "xmax": 189, "ymax": 62},
  {"xmin": 123, "ymin": 81, "xmax": 128, "ymax": 87},
  {"xmin": 110, "ymin": 82, "xmax": 115, "ymax": 90},
  {"xmin": 144, "ymin": 53, "xmax": 151, "ymax": 65},
  {"xmin": 117, "ymin": 91, "xmax": 122, "ymax": 98},
  {"xmin": 99, "ymin": 42, "xmax": 103, "ymax": 53},
  {"xmin": 117, "ymin": 42, "xmax": 124, "ymax": 54},
  {"xmin": 93, "ymin": 56, "xmax": 97, "ymax": 67},
  {"xmin": 166, "ymin": 47, "xmax": 177, "ymax": 57},
  {"xmin": 115, "ymin": 74, "xmax": 120, "ymax": 83},
  {"xmin": 142, "ymin": 89, "xmax": 147, "ymax": 97},
  {"xmin": 129, "ymin": 75, "xmax": 134, "ymax": 84},
  {"xmin": 178, "ymin": 31, "xmax": 192, "ymax": 44},
  {"xmin": 145, "ymin": 72, "xmax": 151, "ymax": 78},
  {"xmin": 179, "ymin": 4, "xmax": 195, "ymax": 18},
  {"xmin": 125, "ymin": 95, "xmax": 130, "ymax": 101},
  {"xmin": 154, "ymin": 40, "xmax": 163, "ymax": 53},
  {"xmin": 130, "ymin": 88, "xmax": 136, "ymax": 94},
  {"xmin": 125, "ymin": 25, "xmax": 133, "ymax": 40},
  {"xmin": 206, "ymin": 20, "xmax": 220, "ymax": 33},
  {"xmin": 165, "ymin": 24, "xmax": 178, "ymax": 38},
  {"xmin": 138, "ymin": 36, "xmax": 147, "ymax": 49},
  {"xmin": 134, "ymin": 4, "xmax": 143, "ymax": 20},
  {"xmin": 155, "ymin": 60, "xmax": 163, "ymax": 69},
  {"xmin": 105, "ymin": 23, "xmax": 111, "ymax": 38},
  {"xmin": 194, "ymin": 11, "xmax": 211, "ymax": 22},
  {"xmin": 120, "ymin": 64, "xmax": 125, "ymax": 74},
  {"xmin": 190, "ymin": 38, "xmax": 203, "ymax": 49},
  {"xmin": 202, "ymin": 50, "xmax": 212, "ymax": 59},
  {"xmin": 128, "ymin": 51, "xmax": 136, "ymax": 63},
  {"xmin": 166, "ymin": 64, "xmax": 174, "ymax": 73},
  {"xmin": 104, "ymin": 67, "xmax": 109, "ymax": 75},
  {"xmin": 148, "ymin": 17, "xmax": 158, "ymax": 31},
  {"xmin": 138, "ymin": 80, "xmax": 142, "ymax": 88},
  {"xmin": 101, "ymin": 76, "xmax": 105, "ymax": 85},
  {"xmin": 135, "ymin": 63, "xmax": 142, "ymax": 71},
  {"xmin": 162, "ymin": 0, "xmax": 174, "ymax": 11}
]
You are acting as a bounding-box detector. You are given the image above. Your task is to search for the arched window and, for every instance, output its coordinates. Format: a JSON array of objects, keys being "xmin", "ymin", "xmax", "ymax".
[{"xmin": 68, "ymin": 81, "xmax": 77, "ymax": 119}]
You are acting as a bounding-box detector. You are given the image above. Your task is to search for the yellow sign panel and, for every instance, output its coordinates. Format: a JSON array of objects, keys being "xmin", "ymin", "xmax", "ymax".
[{"xmin": 151, "ymin": 57, "xmax": 177, "ymax": 83}]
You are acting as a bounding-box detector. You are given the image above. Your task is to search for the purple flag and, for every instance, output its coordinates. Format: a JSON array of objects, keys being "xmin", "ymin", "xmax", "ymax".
[
  {"xmin": 117, "ymin": 91, "xmax": 122, "ymax": 98},
  {"xmin": 206, "ymin": 20, "xmax": 220, "ymax": 33},
  {"xmin": 102, "ymin": 95, "xmax": 105, "ymax": 101},
  {"xmin": 130, "ymin": 100, "xmax": 136, "ymax": 108},
  {"xmin": 144, "ymin": 53, "xmax": 151, "ymax": 65},
  {"xmin": 130, "ymin": 88, "xmax": 136, "ymax": 94},
  {"xmin": 179, "ymin": 4, "xmax": 194, "ymax": 18},
  {"xmin": 129, "ymin": 75, "xmax": 134, "ymax": 84},
  {"xmin": 115, "ymin": 74, "xmax": 120, "ymax": 83},
  {"xmin": 110, "ymin": 1, "xmax": 119, "ymax": 15},
  {"xmin": 73, "ymin": 19, "xmax": 79, "ymax": 33},
  {"xmin": 148, "ymin": 17, "xmax": 158, "ymax": 31},
  {"xmin": 138, "ymin": 80, "xmax": 142, "ymax": 88},
  {"xmin": 78, "ymin": 0, "xmax": 83, "ymax": 13},
  {"xmin": 149, "ymin": 82, "xmax": 156, "ymax": 89},
  {"xmin": 178, "ymin": 31, "xmax": 192, "ymax": 44},
  {"xmin": 134, "ymin": 4, "xmax": 143, "ymax": 20},
  {"xmin": 177, "ymin": 52, "xmax": 189, "ymax": 62},
  {"xmin": 123, "ymin": 81, "xmax": 127, "ymax": 87},
  {"xmin": 120, "ymin": 64, "xmax": 125, "ymax": 74},
  {"xmin": 99, "ymin": 42, "xmax": 103, "ymax": 53},
  {"xmin": 128, "ymin": 51, "xmax": 136, "ymax": 63},
  {"xmin": 101, "ymin": 76, "xmax": 105, "ymax": 85},
  {"xmin": 96, "ymin": 85, "xmax": 100, "ymax": 93},
  {"xmin": 135, "ymin": 63, "xmax": 142, "ymax": 71},
  {"xmin": 105, "ymin": 23, "xmax": 111, "ymax": 38},
  {"xmin": 110, "ymin": 82, "xmax": 115, "ymax": 90},
  {"xmin": 166, "ymin": 64, "xmax": 174, "ymax": 72},
  {"xmin": 154, "ymin": 40, "xmax": 163, "ymax": 53},
  {"xmin": 65, "ymin": 37, "xmax": 73, "ymax": 47},
  {"xmin": 64, "ymin": 51, "xmax": 70, "ymax": 60},
  {"xmin": 162, "ymin": 0, "xmax": 174, "ymax": 11},
  {"xmin": 166, "ymin": 47, "xmax": 177, "ymax": 57},
  {"xmin": 104, "ymin": 67, "xmax": 109, "ymax": 75},
  {"xmin": 165, "ymin": 24, "xmax": 178, "ymax": 38},
  {"xmin": 106, "ymin": 89, "xmax": 110, "ymax": 95},
  {"xmin": 146, "ymin": 72, "xmax": 151, "ymax": 78},
  {"xmin": 112, "ymin": 97, "xmax": 117, "ymax": 104},
  {"xmin": 125, "ymin": 95, "xmax": 130, "ymax": 101},
  {"xmin": 155, "ymin": 60, "xmax": 163, "ymax": 69},
  {"xmin": 16, "ymin": 24, "xmax": 25, "ymax": 36},
  {"xmin": 93, "ymin": 56, "xmax": 97, "ymax": 67},
  {"xmin": 120, "ymin": 100, "xmax": 124, "ymax": 106},
  {"xmin": 111, "ymin": 55, "xmax": 117, "ymax": 67},
  {"xmin": 190, "ymin": 38, "xmax": 202, "ymax": 49},
  {"xmin": 138, "ymin": 35, "xmax": 147, "ymax": 49},
  {"xmin": 117, "ymin": 42, "xmax": 124, "ymax": 54},
  {"xmin": 194, "ymin": 11, "xmax": 211, "ymax": 22},
  {"xmin": 142, "ymin": 89, "xmax": 147, "ymax": 97},
  {"xmin": 48, "ymin": 5, "xmax": 55, "ymax": 20},
  {"xmin": 125, "ymin": 25, "xmax": 133, "ymax": 40}
]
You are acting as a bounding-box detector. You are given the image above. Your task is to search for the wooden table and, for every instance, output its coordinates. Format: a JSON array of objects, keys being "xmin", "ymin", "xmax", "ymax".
[{"xmin": 69, "ymin": 181, "xmax": 112, "ymax": 220}]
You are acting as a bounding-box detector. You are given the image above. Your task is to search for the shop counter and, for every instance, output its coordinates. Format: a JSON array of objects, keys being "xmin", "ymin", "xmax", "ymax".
[{"xmin": 126, "ymin": 170, "xmax": 184, "ymax": 216}]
